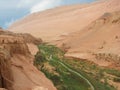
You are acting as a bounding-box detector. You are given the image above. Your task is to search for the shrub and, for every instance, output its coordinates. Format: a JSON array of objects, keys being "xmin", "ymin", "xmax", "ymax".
[{"xmin": 113, "ymin": 77, "xmax": 120, "ymax": 82}]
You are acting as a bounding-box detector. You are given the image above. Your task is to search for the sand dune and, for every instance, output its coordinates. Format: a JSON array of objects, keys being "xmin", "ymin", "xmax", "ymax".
[{"xmin": 9, "ymin": 0, "xmax": 120, "ymax": 42}]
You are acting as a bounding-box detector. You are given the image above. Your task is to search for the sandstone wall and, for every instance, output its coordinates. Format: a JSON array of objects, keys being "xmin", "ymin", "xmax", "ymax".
[
  {"xmin": 0, "ymin": 33, "xmax": 56, "ymax": 90},
  {"xmin": 0, "ymin": 36, "xmax": 30, "ymax": 56}
]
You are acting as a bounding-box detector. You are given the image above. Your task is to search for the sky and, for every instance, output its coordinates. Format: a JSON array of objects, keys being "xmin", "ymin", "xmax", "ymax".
[{"xmin": 0, "ymin": 0, "xmax": 96, "ymax": 29}]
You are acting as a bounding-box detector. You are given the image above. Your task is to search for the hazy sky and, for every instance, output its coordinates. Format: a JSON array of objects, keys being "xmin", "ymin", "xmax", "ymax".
[{"xmin": 0, "ymin": 0, "xmax": 95, "ymax": 29}]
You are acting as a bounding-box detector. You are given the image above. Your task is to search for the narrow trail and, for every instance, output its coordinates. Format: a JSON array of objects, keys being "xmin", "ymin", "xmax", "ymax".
[
  {"xmin": 57, "ymin": 61, "xmax": 95, "ymax": 90},
  {"xmin": 50, "ymin": 55, "xmax": 95, "ymax": 90}
]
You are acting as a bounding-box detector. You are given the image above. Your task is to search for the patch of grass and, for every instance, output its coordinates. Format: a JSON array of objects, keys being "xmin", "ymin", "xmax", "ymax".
[
  {"xmin": 113, "ymin": 77, "xmax": 120, "ymax": 82},
  {"xmin": 105, "ymin": 69, "xmax": 120, "ymax": 77},
  {"xmin": 63, "ymin": 59, "xmax": 116, "ymax": 90}
]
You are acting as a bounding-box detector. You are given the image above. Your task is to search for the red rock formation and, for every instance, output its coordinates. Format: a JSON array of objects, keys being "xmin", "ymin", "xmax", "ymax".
[
  {"xmin": 0, "ymin": 35, "xmax": 30, "ymax": 56},
  {"xmin": 0, "ymin": 48, "xmax": 13, "ymax": 90},
  {"xmin": 0, "ymin": 31, "xmax": 56, "ymax": 90}
]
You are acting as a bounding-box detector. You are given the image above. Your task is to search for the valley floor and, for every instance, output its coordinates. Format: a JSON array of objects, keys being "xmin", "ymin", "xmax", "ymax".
[{"xmin": 34, "ymin": 44, "xmax": 120, "ymax": 90}]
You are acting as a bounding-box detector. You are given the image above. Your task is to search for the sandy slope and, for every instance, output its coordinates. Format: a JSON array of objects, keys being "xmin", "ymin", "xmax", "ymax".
[
  {"xmin": 9, "ymin": 0, "xmax": 120, "ymax": 42},
  {"xmin": 58, "ymin": 11, "xmax": 120, "ymax": 68}
]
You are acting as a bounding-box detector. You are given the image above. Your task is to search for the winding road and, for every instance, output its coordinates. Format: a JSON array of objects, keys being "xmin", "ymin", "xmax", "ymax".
[
  {"xmin": 57, "ymin": 61, "xmax": 95, "ymax": 90},
  {"xmin": 41, "ymin": 50, "xmax": 95, "ymax": 90}
]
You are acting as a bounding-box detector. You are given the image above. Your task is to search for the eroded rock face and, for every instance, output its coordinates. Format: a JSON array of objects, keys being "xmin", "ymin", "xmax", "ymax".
[
  {"xmin": 0, "ymin": 35, "xmax": 31, "ymax": 90},
  {"xmin": 0, "ymin": 30, "xmax": 42, "ymax": 45},
  {"xmin": 0, "ymin": 35, "xmax": 30, "ymax": 56},
  {"xmin": 0, "ymin": 48, "xmax": 13, "ymax": 90},
  {"xmin": 17, "ymin": 33, "xmax": 42, "ymax": 45},
  {"xmin": 0, "ymin": 30, "xmax": 56, "ymax": 90}
]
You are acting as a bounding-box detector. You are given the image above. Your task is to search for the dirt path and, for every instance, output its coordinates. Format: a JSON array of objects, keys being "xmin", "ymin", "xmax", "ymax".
[{"xmin": 50, "ymin": 55, "xmax": 95, "ymax": 90}]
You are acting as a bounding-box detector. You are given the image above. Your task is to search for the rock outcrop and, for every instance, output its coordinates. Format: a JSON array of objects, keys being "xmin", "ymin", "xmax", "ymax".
[
  {"xmin": 0, "ymin": 35, "xmax": 30, "ymax": 56},
  {"xmin": 0, "ymin": 47, "xmax": 13, "ymax": 90},
  {"xmin": 0, "ymin": 30, "xmax": 42, "ymax": 45},
  {"xmin": 0, "ymin": 30, "xmax": 56, "ymax": 90}
]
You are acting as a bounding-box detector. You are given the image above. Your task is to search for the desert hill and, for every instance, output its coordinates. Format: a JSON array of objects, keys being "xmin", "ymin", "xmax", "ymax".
[
  {"xmin": 9, "ymin": 0, "xmax": 120, "ymax": 69},
  {"xmin": 0, "ymin": 29, "xmax": 56, "ymax": 90},
  {"xmin": 9, "ymin": 0, "xmax": 120, "ymax": 42},
  {"xmin": 56, "ymin": 11, "xmax": 120, "ymax": 69}
]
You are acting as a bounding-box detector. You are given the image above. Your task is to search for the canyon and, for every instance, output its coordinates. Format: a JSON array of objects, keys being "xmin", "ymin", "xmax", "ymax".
[{"xmin": 0, "ymin": 0, "xmax": 120, "ymax": 89}]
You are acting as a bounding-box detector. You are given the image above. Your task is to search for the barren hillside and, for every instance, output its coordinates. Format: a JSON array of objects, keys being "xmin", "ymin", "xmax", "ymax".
[
  {"xmin": 9, "ymin": 0, "xmax": 120, "ymax": 42},
  {"xmin": 56, "ymin": 11, "xmax": 120, "ymax": 69}
]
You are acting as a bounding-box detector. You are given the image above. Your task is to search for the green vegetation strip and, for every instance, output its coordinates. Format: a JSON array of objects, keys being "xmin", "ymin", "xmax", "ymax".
[{"xmin": 34, "ymin": 44, "xmax": 117, "ymax": 90}]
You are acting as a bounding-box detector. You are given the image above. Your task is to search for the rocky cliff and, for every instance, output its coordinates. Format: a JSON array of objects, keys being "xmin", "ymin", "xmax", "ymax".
[{"xmin": 0, "ymin": 30, "xmax": 56, "ymax": 90}]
